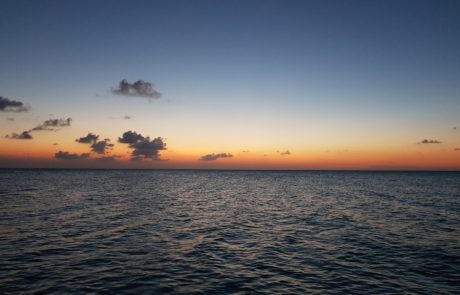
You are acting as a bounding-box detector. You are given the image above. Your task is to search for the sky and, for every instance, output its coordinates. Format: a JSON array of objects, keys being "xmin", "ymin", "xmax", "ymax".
[{"xmin": 1, "ymin": 0, "xmax": 459, "ymax": 170}]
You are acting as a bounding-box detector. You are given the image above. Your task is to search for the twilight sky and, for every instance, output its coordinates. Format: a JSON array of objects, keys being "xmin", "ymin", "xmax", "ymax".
[{"xmin": 1, "ymin": 0, "xmax": 459, "ymax": 169}]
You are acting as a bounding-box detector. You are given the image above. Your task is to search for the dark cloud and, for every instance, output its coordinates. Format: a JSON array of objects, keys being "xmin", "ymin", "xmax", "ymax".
[
  {"xmin": 200, "ymin": 153, "xmax": 233, "ymax": 161},
  {"xmin": 455, "ymin": 148, "xmax": 460, "ymax": 151},
  {"xmin": 55, "ymin": 151, "xmax": 90, "ymax": 160},
  {"xmin": 118, "ymin": 131, "xmax": 167, "ymax": 160},
  {"xmin": 118, "ymin": 131, "xmax": 145, "ymax": 144},
  {"xmin": 112, "ymin": 79, "xmax": 161, "ymax": 99},
  {"xmin": 76, "ymin": 133, "xmax": 114, "ymax": 154},
  {"xmin": 0, "ymin": 96, "xmax": 30, "ymax": 112},
  {"xmin": 454, "ymin": 126, "xmax": 458, "ymax": 130},
  {"xmin": 6, "ymin": 117, "xmax": 15, "ymax": 121},
  {"xmin": 277, "ymin": 150, "xmax": 291, "ymax": 155},
  {"xmin": 123, "ymin": 115, "xmax": 131, "ymax": 120},
  {"xmin": 5, "ymin": 131, "xmax": 33, "ymax": 140},
  {"xmin": 32, "ymin": 118, "xmax": 72, "ymax": 131},
  {"xmin": 52, "ymin": 143, "xmax": 59, "ymax": 146},
  {"xmin": 76, "ymin": 133, "xmax": 99, "ymax": 144},
  {"xmin": 91, "ymin": 139, "xmax": 114, "ymax": 154},
  {"xmin": 417, "ymin": 139, "xmax": 442, "ymax": 144}
]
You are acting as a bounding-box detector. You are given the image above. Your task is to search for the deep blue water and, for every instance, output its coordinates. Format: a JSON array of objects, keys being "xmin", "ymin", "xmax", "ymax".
[{"xmin": 0, "ymin": 170, "xmax": 459, "ymax": 294}]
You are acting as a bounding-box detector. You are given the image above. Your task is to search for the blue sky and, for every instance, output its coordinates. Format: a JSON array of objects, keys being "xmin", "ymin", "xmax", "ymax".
[{"xmin": 1, "ymin": 0, "xmax": 459, "ymax": 168}]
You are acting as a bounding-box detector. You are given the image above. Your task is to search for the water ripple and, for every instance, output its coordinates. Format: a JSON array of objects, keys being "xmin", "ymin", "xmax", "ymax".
[{"xmin": 0, "ymin": 170, "xmax": 459, "ymax": 294}]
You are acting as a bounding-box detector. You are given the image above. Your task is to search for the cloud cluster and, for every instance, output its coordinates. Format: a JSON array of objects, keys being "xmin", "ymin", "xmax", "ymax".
[
  {"xmin": 112, "ymin": 79, "xmax": 161, "ymax": 99},
  {"xmin": 0, "ymin": 96, "xmax": 29, "ymax": 112},
  {"xmin": 7, "ymin": 117, "xmax": 72, "ymax": 140},
  {"xmin": 55, "ymin": 151, "xmax": 90, "ymax": 160},
  {"xmin": 5, "ymin": 131, "xmax": 33, "ymax": 140},
  {"xmin": 418, "ymin": 139, "xmax": 442, "ymax": 144},
  {"xmin": 118, "ymin": 131, "xmax": 166, "ymax": 160},
  {"xmin": 32, "ymin": 118, "xmax": 72, "ymax": 131},
  {"xmin": 76, "ymin": 133, "xmax": 114, "ymax": 154},
  {"xmin": 200, "ymin": 153, "xmax": 233, "ymax": 161}
]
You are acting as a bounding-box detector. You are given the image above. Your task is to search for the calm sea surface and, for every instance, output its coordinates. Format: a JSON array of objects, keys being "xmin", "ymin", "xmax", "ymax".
[{"xmin": 0, "ymin": 170, "xmax": 459, "ymax": 294}]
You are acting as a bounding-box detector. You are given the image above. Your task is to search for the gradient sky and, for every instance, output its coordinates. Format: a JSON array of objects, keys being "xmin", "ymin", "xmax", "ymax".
[{"xmin": 1, "ymin": 0, "xmax": 460, "ymax": 169}]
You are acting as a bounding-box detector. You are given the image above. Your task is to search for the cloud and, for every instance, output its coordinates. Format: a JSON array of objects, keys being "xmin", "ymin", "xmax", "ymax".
[
  {"xmin": 417, "ymin": 139, "xmax": 442, "ymax": 144},
  {"xmin": 91, "ymin": 139, "xmax": 114, "ymax": 154},
  {"xmin": 454, "ymin": 126, "xmax": 458, "ymax": 130},
  {"xmin": 76, "ymin": 133, "xmax": 99, "ymax": 144},
  {"xmin": 118, "ymin": 130, "xmax": 167, "ymax": 160},
  {"xmin": 277, "ymin": 150, "xmax": 291, "ymax": 155},
  {"xmin": 118, "ymin": 130, "xmax": 145, "ymax": 144},
  {"xmin": 76, "ymin": 133, "xmax": 114, "ymax": 154},
  {"xmin": 455, "ymin": 148, "xmax": 460, "ymax": 151},
  {"xmin": 200, "ymin": 153, "xmax": 233, "ymax": 161},
  {"xmin": 5, "ymin": 131, "xmax": 33, "ymax": 140},
  {"xmin": 111, "ymin": 79, "xmax": 161, "ymax": 99},
  {"xmin": 6, "ymin": 117, "xmax": 71, "ymax": 142},
  {"xmin": 32, "ymin": 118, "xmax": 72, "ymax": 131},
  {"xmin": 6, "ymin": 118, "xmax": 15, "ymax": 121},
  {"xmin": 123, "ymin": 115, "xmax": 131, "ymax": 120},
  {"xmin": 55, "ymin": 151, "xmax": 90, "ymax": 160},
  {"xmin": 0, "ymin": 96, "xmax": 30, "ymax": 112}
]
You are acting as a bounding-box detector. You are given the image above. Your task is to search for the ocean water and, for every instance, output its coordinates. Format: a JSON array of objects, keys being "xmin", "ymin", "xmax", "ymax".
[{"xmin": 0, "ymin": 170, "xmax": 459, "ymax": 294}]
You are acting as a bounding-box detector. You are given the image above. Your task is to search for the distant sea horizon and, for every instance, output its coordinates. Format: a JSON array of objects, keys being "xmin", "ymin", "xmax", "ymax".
[{"xmin": 1, "ymin": 167, "xmax": 460, "ymax": 173}]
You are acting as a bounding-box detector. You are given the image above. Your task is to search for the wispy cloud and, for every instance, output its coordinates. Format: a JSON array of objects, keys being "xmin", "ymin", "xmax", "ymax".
[
  {"xmin": 200, "ymin": 153, "xmax": 233, "ymax": 161},
  {"xmin": 55, "ymin": 151, "xmax": 90, "ymax": 160},
  {"xmin": 417, "ymin": 139, "xmax": 442, "ymax": 144},
  {"xmin": 5, "ymin": 131, "xmax": 33, "ymax": 140},
  {"xmin": 118, "ymin": 130, "xmax": 166, "ymax": 160},
  {"xmin": 112, "ymin": 79, "xmax": 161, "ymax": 99},
  {"xmin": 277, "ymin": 150, "xmax": 291, "ymax": 155},
  {"xmin": 0, "ymin": 96, "xmax": 30, "ymax": 112},
  {"xmin": 32, "ymin": 118, "xmax": 72, "ymax": 131}
]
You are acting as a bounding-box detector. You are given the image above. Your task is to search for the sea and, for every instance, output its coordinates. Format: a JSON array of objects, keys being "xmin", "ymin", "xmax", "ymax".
[{"xmin": 0, "ymin": 169, "xmax": 459, "ymax": 294}]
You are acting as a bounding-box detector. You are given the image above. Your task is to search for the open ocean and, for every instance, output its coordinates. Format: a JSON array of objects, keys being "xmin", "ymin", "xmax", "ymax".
[{"xmin": 0, "ymin": 169, "xmax": 459, "ymax": 294}]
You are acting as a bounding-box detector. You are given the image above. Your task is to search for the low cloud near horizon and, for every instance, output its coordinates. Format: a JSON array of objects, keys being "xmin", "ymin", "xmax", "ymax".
[
  {"xmin": 118, "ymin": 130, "xmax": 166, "ymax": 160},
  {"xmin": 417, "ymin": 139, "xmax": 442, "ymax": 144},
  {"xmin": 111, "ymin": 79, "xmax": 161, "ymax": 100},
  {"xmin": 200, "ymin": 153, "xmax": 233, "ymax": 161},
  {"xmin": 55, "ymin": 151, "xmax": 90, "ymax": 160},
  {"xmin": 0, "ymin": 96, "xmax": 30, "ymax": 112},
  {"xmin": 76, "ymin": 133, "xmax": 114, "ymax": 154}
]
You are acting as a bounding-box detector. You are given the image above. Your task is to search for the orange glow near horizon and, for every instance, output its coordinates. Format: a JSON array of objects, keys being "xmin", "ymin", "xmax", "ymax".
[{"xmin": 1, "ymin": 139, "xmax": 459, "ymax": 170}]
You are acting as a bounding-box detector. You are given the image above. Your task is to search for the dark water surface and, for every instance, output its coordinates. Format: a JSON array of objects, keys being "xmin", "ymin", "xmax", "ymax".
[{"xmin": 0, "ymin": 170, "xmax": 459, "ymax": 294}]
